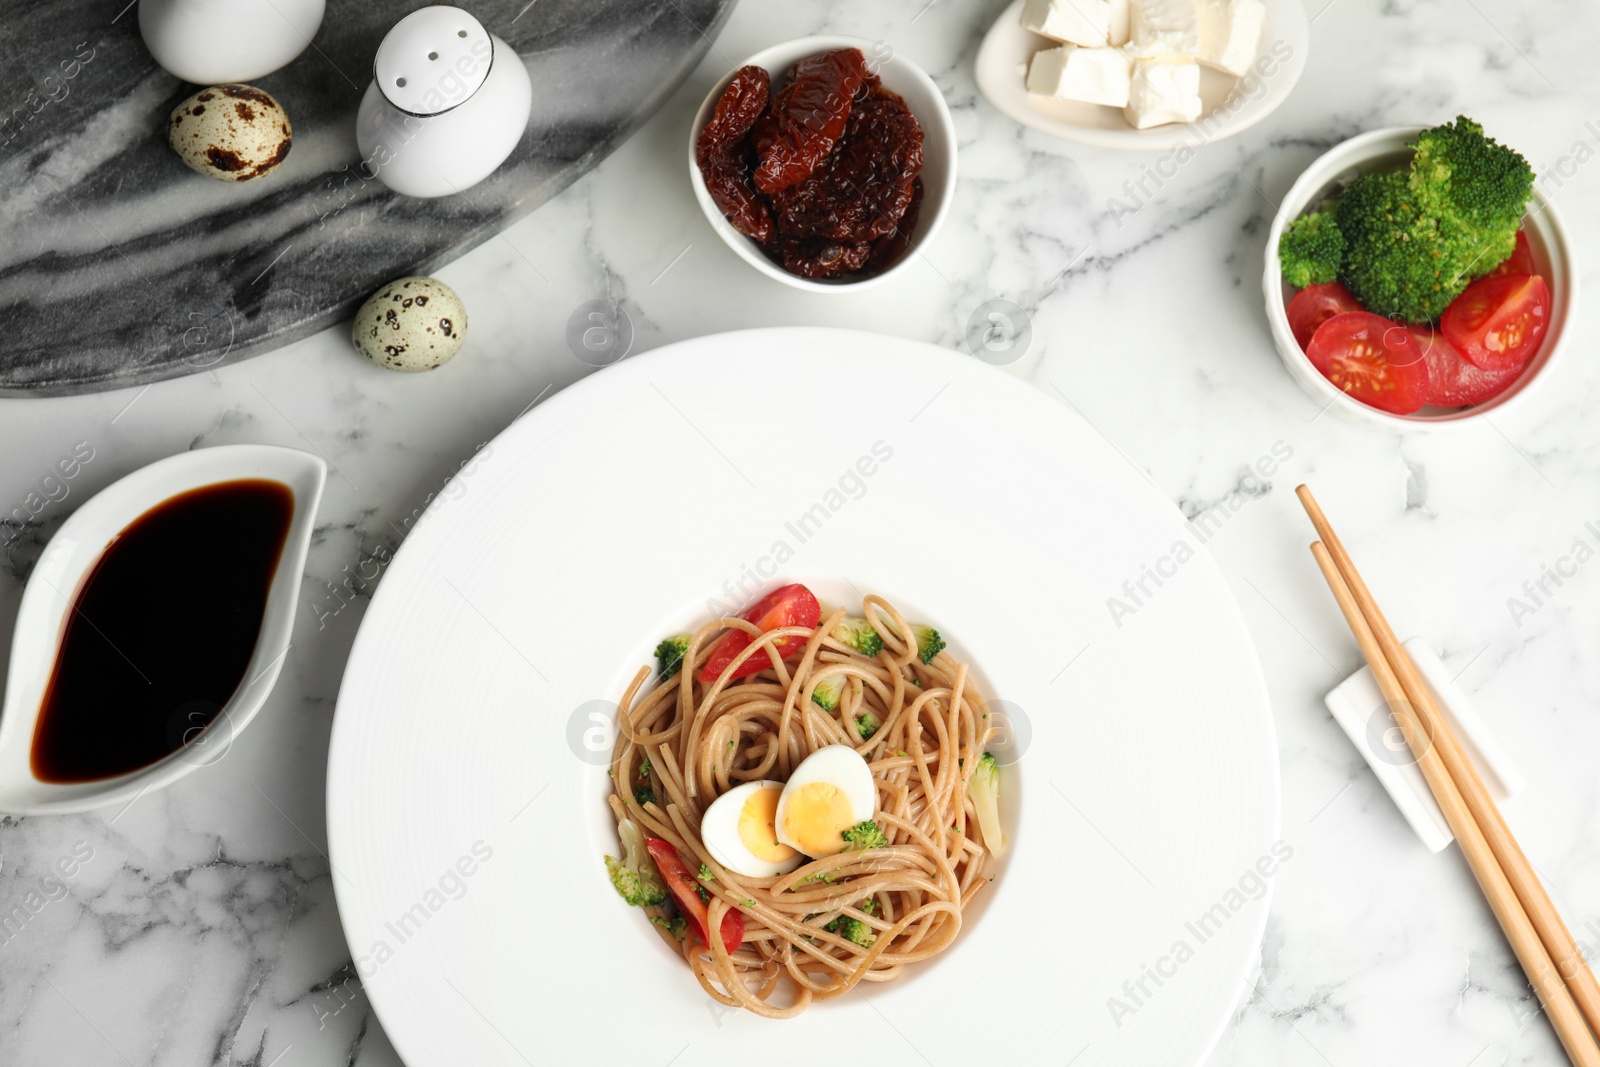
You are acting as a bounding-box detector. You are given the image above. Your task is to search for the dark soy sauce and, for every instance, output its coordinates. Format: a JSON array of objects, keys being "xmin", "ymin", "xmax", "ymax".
[{"xmin": 30, "ymin": 479, "xmax": 294, "ymax": 783}]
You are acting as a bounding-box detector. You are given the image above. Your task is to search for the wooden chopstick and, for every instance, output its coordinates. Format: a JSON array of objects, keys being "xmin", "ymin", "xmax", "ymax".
[
  {"xmin": 1307, "ymin": 541, "xmax": 1600, "ymax": 1067},
  {"xmin": 1298, "ymin": 484, "xmax": 1600, "ymax": 1036}
]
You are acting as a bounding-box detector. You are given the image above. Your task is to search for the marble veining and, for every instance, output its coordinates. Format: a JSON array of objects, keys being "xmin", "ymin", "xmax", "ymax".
[
  {"xmin": 0, "ymin": 0, "xmax": 734, "ymax": 396},
  {"xmin": 2, "ymin": 0, "xmax": 1600, "ymax": 1064}
]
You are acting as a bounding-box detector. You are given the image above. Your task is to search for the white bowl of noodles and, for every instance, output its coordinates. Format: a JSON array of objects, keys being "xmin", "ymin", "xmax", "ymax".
[{"xmin": 598, "ymin": 582, "xmax": 1021, "ymax": 1016}]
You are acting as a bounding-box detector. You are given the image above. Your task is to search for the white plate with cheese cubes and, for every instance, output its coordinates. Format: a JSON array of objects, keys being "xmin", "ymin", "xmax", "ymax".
[{"xmin": 976, "ymin": 0, "xmax": 1308, "ymax": 147}]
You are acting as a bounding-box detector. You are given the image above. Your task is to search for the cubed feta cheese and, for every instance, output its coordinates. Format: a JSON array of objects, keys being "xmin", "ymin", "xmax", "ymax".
[
  {"xmin": 1107, "ymin": 0, "xmax": 1133, "ymax": 46},
  {"xmin": 1123, "ymin": 57, "xmax": 1203, "ymax": 128},
  {"xmin": 1126, "ymin": 0, "xmax": 1200, "ymax": 58},
  {"xmin": 1020, "ymin": 0, "xmax": 1111, "ymax": 48},
  {"xmin": 1197, "ymin": 0, "xmax": 1264, "ymax": 75},
  {"xmin": 1026, "ymin": 44, "xmax": 1135, "ymax": 107}
]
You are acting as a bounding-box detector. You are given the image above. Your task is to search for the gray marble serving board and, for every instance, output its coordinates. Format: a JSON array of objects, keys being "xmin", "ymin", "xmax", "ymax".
[{"xmin": 0, "ymin": 0, "xmax": 735, "ymax": 397}]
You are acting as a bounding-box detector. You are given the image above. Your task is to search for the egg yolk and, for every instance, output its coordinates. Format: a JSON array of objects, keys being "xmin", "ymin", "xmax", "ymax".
[
  {"xmin": 780, "ymin": 782, "xmax": 856, "ymax": 857},
  {"xmin": 739, "ymin": 786, "xmax": 799, "ymax": 863}
]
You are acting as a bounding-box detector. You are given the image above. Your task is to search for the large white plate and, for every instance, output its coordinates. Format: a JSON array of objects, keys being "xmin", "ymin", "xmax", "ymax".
[
  {"xmin": 327, "ymin": 328, "xmax": 1280, "ymax": 1067},
  {"xmin": 975, "ymin": 0, "xmax": 1308, "ymax": 149}
]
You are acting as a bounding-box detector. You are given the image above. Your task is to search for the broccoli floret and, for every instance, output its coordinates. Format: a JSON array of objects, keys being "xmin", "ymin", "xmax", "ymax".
[
  {"xmin": 655, "ymin": 635, "xmax": 690, "ymax": 679},
  {"xmin": 1411, "ymin": 116, "xmax": 1534, "ymax": 239},
  {"xmin": 812, "ymin": 673, "xmax": 845, "ymax": 712},
  {"xmin": 832, "ymin": 617, "xmax": 885, "ymax": 657},
  {"xmin": 651, "ymin": 914, "xmax": 688, "ymax": 940},
  {"xmin": 800, "ymin": 870, "xmax": 835, "ymax": 884},
  {"xmin": 1278, "ymin": 211, "xmax": 1344, "ymax": 288},
  {"xmin": 841, "ymin": 820, "xmax": 888, "ymax": 851},
  {"xmin": 855, "ymin": 710, "xmax": 881, "ymax": 740},
  {"xmin": 1336, "ymin": 170, "xmax": 1482, "ymax": 323},
  {"xmin": 879, "ymin": 620, "xmax": 945, "ymax": 664},
  {"xmin": 824, "ymin": 914, "xmax": 876, "ymax": 948},
  {"xmin": 1334, "ymin": 118, "xmax": 1535, "ymax": 322},
  {"xmin": 698, "ymin": 863, "xmax": 714, "ymax": 882},
  {"xmin": 966, "ymin": 752, "xmax": 1005, "ymax": 857},
  {"xmin": 634, "ymin": 786, "xmax": 656, "ymax": 807},
  {"xmin": 638, "ymin": 755, "xmax": 652, "ymax": 778},
  {"xmin": 604, "ymin": 819, "xmax": 668, "ymax": 906}
]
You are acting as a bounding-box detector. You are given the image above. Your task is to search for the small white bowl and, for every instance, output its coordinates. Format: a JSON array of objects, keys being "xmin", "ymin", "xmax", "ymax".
[
  {"xmin": 686, "ymin": 36, "xmax": 957, "ymax": 292},
  {"xmin": 1263, "ymin": 126, "xmax": 1577, "ymax": 431},
  {"xmin": 0, "ymin": 445, "xmax": 325, "ymax": 814},
  {"xmin": 974, "ymin": 0, "xmax": 1308, "ymax": 149}
]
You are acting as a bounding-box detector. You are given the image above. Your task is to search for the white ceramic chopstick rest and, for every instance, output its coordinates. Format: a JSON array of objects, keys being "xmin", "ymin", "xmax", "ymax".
[
  {"xmin": 355, "ymin": 6, "xmax": 532, "ymax": 198},
  {"xmin": 1325, "ymin": 638, "xmax": 1524, "ymax": 853}
]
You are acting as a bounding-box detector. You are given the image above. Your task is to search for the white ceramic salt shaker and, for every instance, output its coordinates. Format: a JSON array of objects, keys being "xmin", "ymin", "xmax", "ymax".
[
  {"xmin": 139, "ymin": 0, "xmax": 325, "ymax": 84},
  {"xmin": 355, "ymin": 7, "xmax": 532, "ymax": 199}
]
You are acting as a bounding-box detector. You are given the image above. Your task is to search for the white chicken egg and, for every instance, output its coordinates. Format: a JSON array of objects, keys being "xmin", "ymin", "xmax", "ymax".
[
  {"xmin": 700, "ymin": 781, "xmax": 803, "ymax": 878},
  {"xmin": 775, "ymin": 745, "xmax": 877, "ymax": 858}
]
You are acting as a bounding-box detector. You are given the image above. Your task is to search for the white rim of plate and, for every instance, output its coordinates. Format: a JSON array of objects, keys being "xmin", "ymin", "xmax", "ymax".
[{"xmin": 326, "ymin": 327, "xmax": 1280, "ymax": 1067}]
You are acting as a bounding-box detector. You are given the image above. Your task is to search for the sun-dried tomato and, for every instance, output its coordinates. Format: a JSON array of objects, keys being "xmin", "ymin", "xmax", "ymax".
[
  {"xmin": 866, "ymin": 177, "xmax": 922, "ymax": 275},
  {"xmin": 753, "ymin": 48, "xmax": 870, "ymax": 195},
  {"xmin": 696, "ymin": 66, "xmax": 774, "ymax": 242},
  {"xmin": 775, "ymin": 236, "xmax": 873, "ymax": 279},
  {"xmin": 749, "ymin": 109, "xmax": 776, "ymax": 158},
  {"xmin": 699, "ymin": 64, "xmax": 770, "ymax": 149},
  {"xmin": 768, "ymin": 87, "xmax": 923, "ymax": 243}
]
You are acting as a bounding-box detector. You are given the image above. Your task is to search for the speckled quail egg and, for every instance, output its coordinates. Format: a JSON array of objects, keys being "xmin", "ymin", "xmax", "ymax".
[
  {"xmin": 168, "ymin": 84, "xmax": 292, "ymax": 182},
  {"xmin": 775, "ymin": 745, "xmax": 877, "ymax": 858},
  {"xmin": 700, "ymin": 780, "xmax": 804, "ymax": 877},
  {"xmin": 352, "ymin": 276, "xmax": 467, "ymax": 372}
]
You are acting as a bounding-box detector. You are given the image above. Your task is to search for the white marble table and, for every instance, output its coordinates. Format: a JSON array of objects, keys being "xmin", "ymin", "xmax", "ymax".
[{"xmin": 2, "ymin": 1, "xmax": 1597, "ymax": 1064}]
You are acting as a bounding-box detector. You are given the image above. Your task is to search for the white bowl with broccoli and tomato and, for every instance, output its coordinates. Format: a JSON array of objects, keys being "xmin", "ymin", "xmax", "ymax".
[{"xmin": 1263, "ymin": 118, "xmax": 1575, "ymax": 428}]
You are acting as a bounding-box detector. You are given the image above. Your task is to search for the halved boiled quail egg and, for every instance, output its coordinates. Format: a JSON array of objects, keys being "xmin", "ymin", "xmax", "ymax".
[
  {"xmin": 700, "ymin": 780, "xmax": 803, "ymax": 877},
  {"xmin": 775, "ymin": 745, "xmax": 877, "ymax": 858}
]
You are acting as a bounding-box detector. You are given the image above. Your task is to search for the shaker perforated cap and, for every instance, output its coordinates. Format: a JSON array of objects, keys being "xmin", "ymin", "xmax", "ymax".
[{"xmin": 374, "ymin": 6, "xmax": 494, "ymax": 116}]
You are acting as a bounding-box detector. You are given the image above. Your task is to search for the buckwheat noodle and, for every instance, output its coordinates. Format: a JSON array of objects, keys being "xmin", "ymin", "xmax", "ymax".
[{"xmin": 607, "ymin": 595, "xmax": 996, "ymax": 1018}]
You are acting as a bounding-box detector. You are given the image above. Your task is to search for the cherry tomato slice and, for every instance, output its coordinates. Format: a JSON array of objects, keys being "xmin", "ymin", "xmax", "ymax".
[
  {"xmin": 1441, "ymin": 273, "xmax": 1549, "ymax": 372},
  {"xmin": 1286, "ymin": 281, "xmax": 1363, "ymax": 351},
  {"xmin": 1306, "ymin": 312, "xmax": 1429, "ymax": 415},
  {"xmin": 1485, "ymin": 229, "xmax": 1535, "ymax": 279},
  {"xmin": 1413, "ymin": 325, "xmax": 1524, "ymax": 408},
  {"xmin": 645, "ymin": 837, "xmax": 745, "ymax": 955},
  {"xmin": 699, "ymin": 583, "xmax": 822, "ymax": 683}
]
